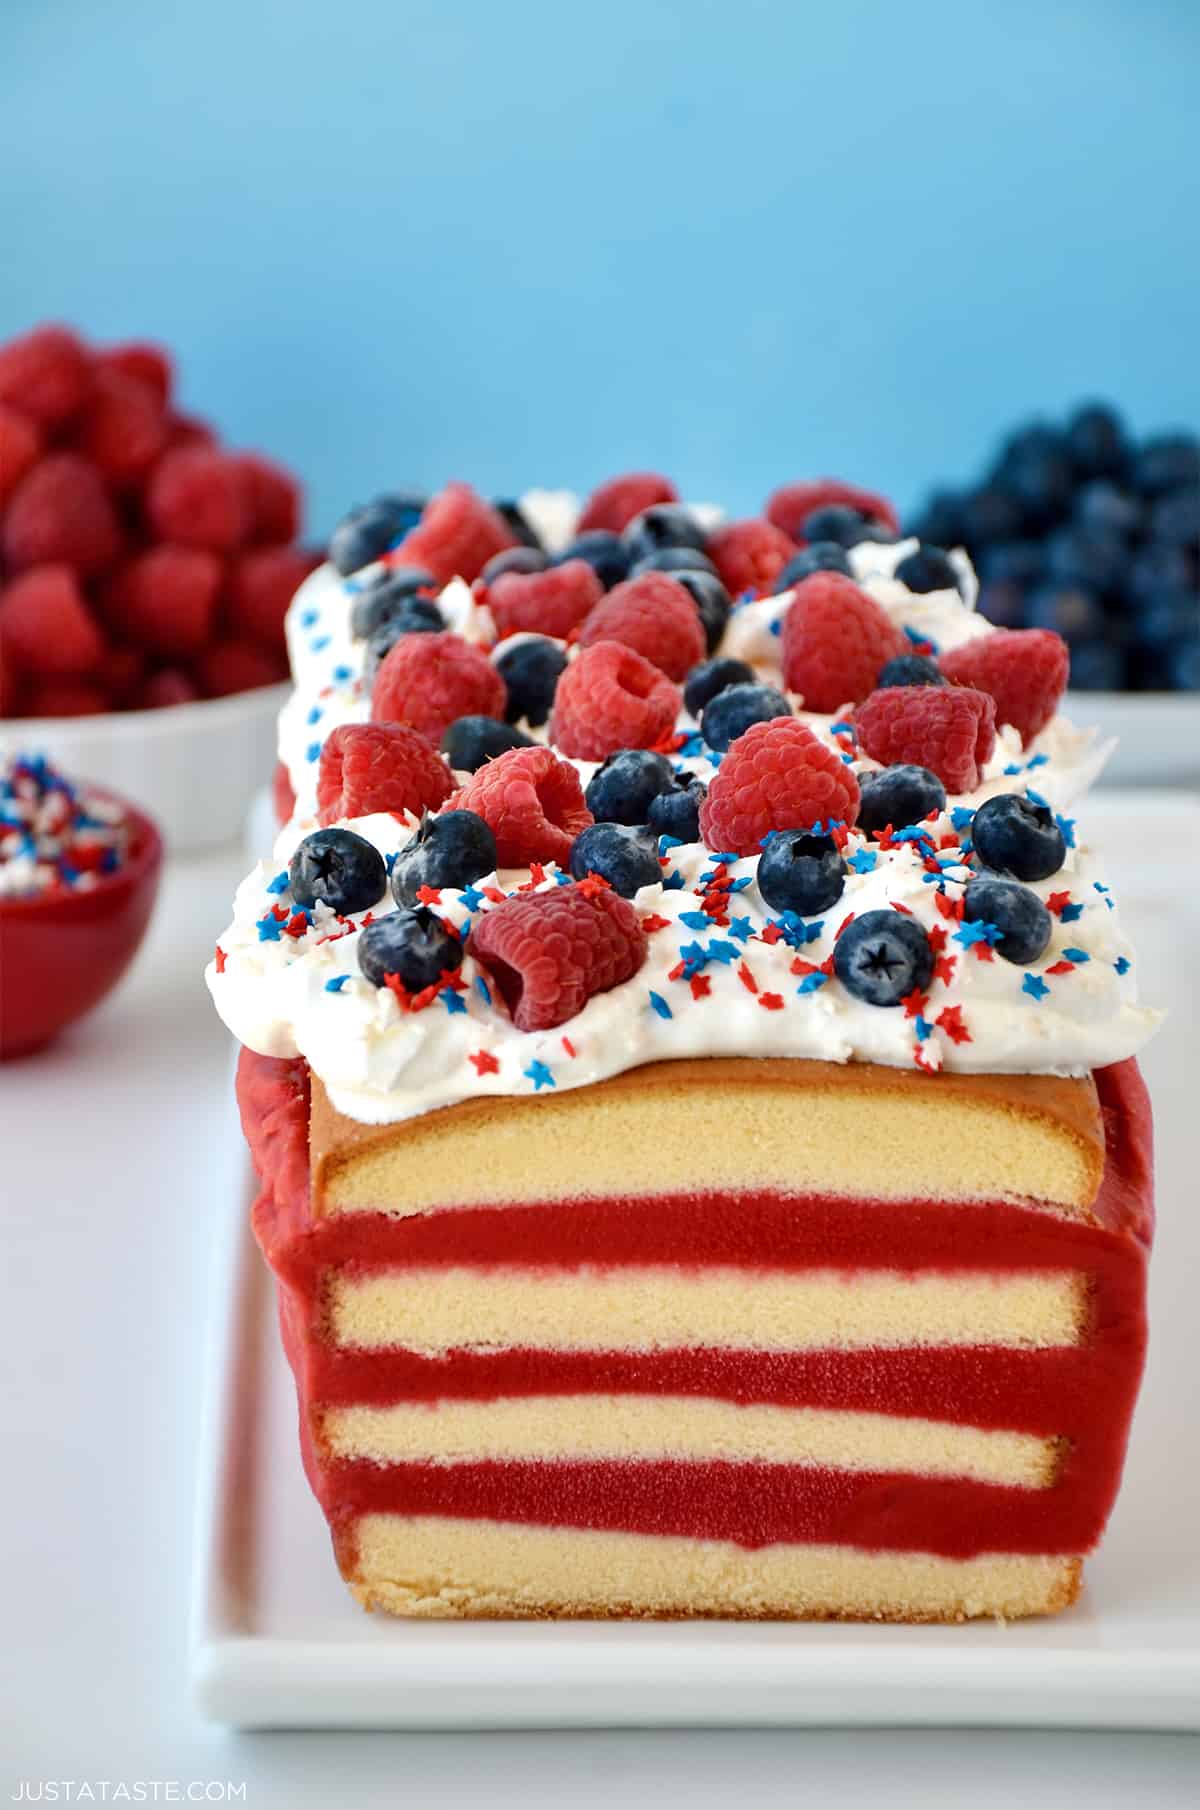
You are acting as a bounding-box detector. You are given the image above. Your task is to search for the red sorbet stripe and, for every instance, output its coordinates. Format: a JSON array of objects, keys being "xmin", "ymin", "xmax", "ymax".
[{"xmin": 315, "ymin": 1456, "xmax": 1105, "ymax": 1558}]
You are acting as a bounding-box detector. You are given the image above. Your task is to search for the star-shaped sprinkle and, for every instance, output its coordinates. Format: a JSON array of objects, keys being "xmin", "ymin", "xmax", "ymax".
[
  {"xmin": 1022, "ymin": 973, "xmax": 1050, "ymax": 1001},
  {"xmin": 469, "ymin": 1049, "xmax": 500, "ymax": 1075},
  {"xmin": 524, "ymin": 1059, "xmax": 555, "ymax": 1090}
]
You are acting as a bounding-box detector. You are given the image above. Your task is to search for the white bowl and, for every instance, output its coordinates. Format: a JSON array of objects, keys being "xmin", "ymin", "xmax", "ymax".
[
  {"xmin": 1065, "ymin": 691, "xmax": 1200, "ymax": 788},
  {"xmin": 0, "ymin": 684, "xmax": 289, "ymax": 852}
]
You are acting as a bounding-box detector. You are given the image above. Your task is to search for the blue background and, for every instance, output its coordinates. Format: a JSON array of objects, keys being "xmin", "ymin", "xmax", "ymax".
[{"xmin": 3, "ymin": 0, "xmax": 1197, "ymax": 538}]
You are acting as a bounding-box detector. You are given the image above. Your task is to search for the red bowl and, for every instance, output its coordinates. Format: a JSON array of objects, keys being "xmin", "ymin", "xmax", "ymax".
[{"xmin": 0, "ymin": 793, "xmax": 164, "ymax": 1059}]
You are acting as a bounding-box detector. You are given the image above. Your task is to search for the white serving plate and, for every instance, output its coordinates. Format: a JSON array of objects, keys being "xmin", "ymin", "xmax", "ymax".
[
  {"xmin": 0, "ymin": 682, "xmax": 288, "ymax": 851},
  {"xmin": 1064, "ymin": 693, "xmax": 1200, "ymax": 787},
  {"xmin": 192, "ymin": 792, "xmax": 1200, "ymax": 1730}
]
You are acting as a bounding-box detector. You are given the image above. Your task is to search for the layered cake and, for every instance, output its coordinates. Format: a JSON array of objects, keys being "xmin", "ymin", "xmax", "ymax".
[{"xmin": 209, "ymin": 474, "xmax": 1160, "ymax": 1621}]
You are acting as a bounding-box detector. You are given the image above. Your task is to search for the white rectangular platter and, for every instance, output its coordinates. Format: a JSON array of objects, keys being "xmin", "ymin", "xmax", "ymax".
[{"xmin": 192, "ymin": 791, "xmax": 1200, "ymax": 1730}]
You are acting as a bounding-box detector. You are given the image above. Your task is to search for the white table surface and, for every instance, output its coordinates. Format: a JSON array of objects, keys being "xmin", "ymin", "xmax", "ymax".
[{"xmin": 3, "ymin": 835, "xmax": 1198, "ymax": 1806}]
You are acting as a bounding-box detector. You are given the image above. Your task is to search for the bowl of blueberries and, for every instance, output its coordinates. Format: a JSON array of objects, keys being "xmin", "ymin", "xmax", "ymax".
[{"xmin": 908, "ymin": 404, "xmax": 1199, "ymax": 783}]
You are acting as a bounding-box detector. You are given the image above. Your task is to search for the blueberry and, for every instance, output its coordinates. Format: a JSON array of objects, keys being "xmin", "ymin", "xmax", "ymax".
[
  {"xmin": 906, "ymin": 490, "xmax": 964, "ymax": 549},
  {"xmin": 363, "ymin": 599, "xmax": 446, "ymax": 677},
  {"xmin": 585, "ymin": 749, "xmax": 676, "ymax": 825},
  {"xmin": 440, "ymin": 716, "xmax": 535, "ymax": 772},
  {"xmin": 289, "ymin": 827, "xmax": 387, "ymax": 915},
  {"xmin": 976, "ymin": 580, "xmax": 1028, "ymax": 630},
  {"xmin": 390, "ymin": 810, "xmax": 498, "ymax": 906},
  {"xmin": 630, "ymin": 547, "xmax": 720, "ymax": 579},
  {"xmin": 833, "ymin": 910, "xmax": 934, "ymax": 1005},
  {"xmin": 701, "ymin": 681, "xmax": 791, "ymax": 752},
  {"xmin": 802, "ymin": 505, "xmax": 889, "ymax": 548},
  {"xmin": 962, "ymin": 877, "xmax": 1051, "ymax": 965},
  {"xmin": 357, "ymin": 905, "xmax": 464, "ymax": 990},
  {"xmin": 775, "ymin": 542, "xmax": 853, "ymax": 589},
  {"xmin": 492, "ymin": 499, "xmax": 543, "ymax": 549},
  {"xmin": 1134, "ymin": 434, "xmax": 1200, "ymax": 499},
  {"xmin": 481, "ymin": 545, "xmax": 548, "ymax": 584},
  {"xmin": 1163, "ymin": 637, "xmax": 1200, "ymax": 691},
  {"xmin": 894, "ymin": 545, "xmax": 963, "ymax": 596},
  {"xmin": 1025, "ymin": 581, "xmax": 1106, "ymax": 645},
  {"xmin": 1150, "ymin": 486, "xmax": 1200, "ymax": 548},
  {"xmin": 495, "ymin": 636, "xmax": 568, "ymax": 727},
  {"xmin": 977, "ymin": 540, "xmax": 1046, "ymax": 587},
  {"xmin": 673, "ymin": 568, "xmax": 732, "ymax": 652},
  {"xmin": 1068, "ymin": 641, "xmax": 1126, "ymax": 690},
  {"xmin": 350, "ymin": 568, "xmax": 440, "ymax": 641},
  {"xmin": 875, "ymin": 654, "xmax": 945, "ymax": 689},
  {"xmin": 757, "ymin": 830, "xmax": 845, "ymax": 916},
  {"xmin": 1073, "ymin": 481, "xmax": 1143, "ymax": 542},
  {"xmin": 858, "ymin": 764, "xmax": 947, "ymax": 834},
  {"xmin": 1128, "ymin": 542, "xmax": 1195, "ymax": 607},
  {"xmin": 622, "ymin": 505, "xmax": 708, "ymax": 565},
  {"xmin": 1066, "ymin": 403, "xmax": 1130, "ymax": 480},
  {"xmin": 972, "ymin": 794, "xmax": 1066, "ymax": 881},
  {"xmin": 553, "ymin": 530, "xmax": 630, "ymax": 589},
  {"xmin": 959, "ymin": 487, "xmax": 1025, "ymax": 549},
  {"xmin": 1044, "ymin": 527, "xmax": 1127, "ymax": 600},
  {"xmin": 647, "ymin": 777, "xmax": 706, "ymax": 843},
  {"xmin": 1001, "ymin": 446, "xmax": 1074, "ymax": 532},
  {"xmin": 568, "ymin": 822, "xmax": 661, "ymax": 897},
  {"xmin": 684, "ymin": 656, "xmax": 756, "ymax": 719},
  {"xmin": 329, "ymin": 493, "xmax": 426, "ymax": 576}
]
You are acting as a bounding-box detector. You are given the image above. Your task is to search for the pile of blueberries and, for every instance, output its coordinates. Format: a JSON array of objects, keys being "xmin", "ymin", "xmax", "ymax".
[{"xmin": 908, "ymin": 406, "xmax": 1200, "ymax": 691}]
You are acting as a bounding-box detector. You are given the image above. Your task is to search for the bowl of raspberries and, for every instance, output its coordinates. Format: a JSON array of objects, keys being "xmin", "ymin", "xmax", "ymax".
[{"xmin": 0, "ymin": 324, "xmax": 320, "ymax": 846}]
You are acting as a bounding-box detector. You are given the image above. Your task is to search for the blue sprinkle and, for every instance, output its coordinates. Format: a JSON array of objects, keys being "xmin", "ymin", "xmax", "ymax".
[
  {"xmin": 904, "ymin": 624, "xmax": 938, "ymax": 652},
  {"xmin": 676, "ymin": 732, "xmax": 706, "ymax": 759},
  {"xmin": 728, "ymin": 916, "xmax": 754, "ymax": 943},
  {"xmin": 706, "ymin": 853, "xmax": 740, "ymax": 868},
  {"xmin": 525, "ymin": 1059, "xmax": 556, "ymax": 1090},
  {"xmin": 1060, "ymin": 900, "xmax": 1085, "ymax": 923},
  {"xmin": 728, "ymin": 876, "xmax": 752, "ymax": 893},
  {"xmin": 324, "ymin": 975, "xmax": 348, "ymax": 993},
  {"xmin": 256, "ymin": 915, "xmax": 283, "ymax": 942},
  {"xmin": 384, "ymin": 852, "xmax": 398, "ymax": 874},
  {"xmin": 333, "ymin": 664, "xmax": 352, "ymax": 682},
  {"xmin": 265, "ymin": 870, "xmax": 289, "ymax": 894},
  {"xmin": 310, "ymin": 634, "xmax": 331, "ymax": 653},
  {"xmin": 475, "ymin": 975, "xmax": 492, "ymax": 1005},
  {"xmin": 661, "ymin": 870, "xmax": 687, "ymax": 891},
  {"xmin": 100, "ymin": 847, "xmax": 119, "ymax": 874},
  {"xmin": 648, "ymin": 990, "xmax": 673, "ymax": 1020},
  {"xmin": 705, "ymin": 939, "xmax": 739, "ymax": 965},
  {"xmin": 954, "ymin": 918, "xmax": 1002, "ymax": 949},
  {"xmin": 1027, "ymin": 753, "xmax": 1049, "ymax": 769},
  {"xmin": 841, "ymin": 752, "xmax": 855, "ymax": 765},
  {"xmin": 768, "ymin": 617, "xmax": 782, "ymax": 637},
  {"xmin": 658, "ymin": 834, "xmax": 685, "ymax": 854},
  {"xmin": 951, "ymin": 806, "xmax": 975, "ymax": 834},
  {"xmin": 796, "ymin": 971, "xmax": 829, "ymax": 995},
  {"xmin": 306, "ymin": 742, "xmax": 321, "ymax": 763},
  {"xmin": 679, "ymin": 911, "xmax": 711, "ymax": 931},
  {"xmin": 829, "ymin": 720, "xmax": 855, "ymax": 737},
  {"xmin": 1025, "ymin": 788, "xmax": 1050, "ymax": 810},
  {"xmin": 460, "ymin": 884, "xmax": 484, "ymax": 910},
  {"xmin": 1055, "ymin": 812, "xmax": 1076, "ymax": 850},
  {"xmin": 1062, "ymin": 947, "xmax": 1090, "ymax": 963},
  {"xmin": 440, "ymin": 987, "xmax": 467, "ymax": 1014},
  {"xmin": 914, "ymin": 1016, "xmax": 934, "ymax": 1041},
  {"xmin": 1022, "ymin": 973, "xmax": 1051, "ymax": 1001},
  {"xmin": 849, "ymin": 848, "xmax": 877, "ymax": 874},
  {"xmin": 307, "ymin": 705, "xmax": 322, "ymax": 725},
  {"xmin": 1003, "ymin": 763, "xmax": 1022, "ymax": 777},
  {"xmin": 299, "ymin": 607, "xmax": 319, "ymax": 628},
  {"xmin": 1114, "ymin": 955, "xmax": 1131, "ymax": 975}
]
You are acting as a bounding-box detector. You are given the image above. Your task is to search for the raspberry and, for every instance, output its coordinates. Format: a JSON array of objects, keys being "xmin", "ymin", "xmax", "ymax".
[
  {"xmin": 146, "ymin": 446, "xmax": 250, "ymax": 552},
  {"xmin": 25, "ymin": 679, "xmax": 110, "ymax": 718},
  {"xmin": 576, "ymin": 472, "xmax": 679, "ymax": 536},
  {"xmin": 164, "ymin": 413, "xmax": 217, "ymax": 452},
  {"xmin": 192, "ymin": 638, "xmax": 287, "ymax": 698},
  {"xmin": 487, "ymin": 559, "xmax": 603, "ymax": 641},
  {"xmin": 2, "ymin": 454, "xmax": 122, "ymax": 576},
  {"xmin": 272, "ymin": 758, "xmax": 297, "ymax": 824},
  {"xmin": 97, "ymin": 342, "xmax": 173, "ymax": 407},
  {"xmin": 0, "ymin": 325, "xmax": 91, "ymax": 427},
  {"xmin": 699, "ymin": 718, "xmax": 861, "ymax": 855},
  {"xmin": 138, "ymin": 667, "xmax": 200, "ymax": 710},
  {"xmin": 233, "ymin": 453, "xmax": 303, "ymax": 545},
  {"xmin": 707, "ymin": 519, "xmax": 796, "ymax": 597},
  {"xmin": 468, "ymin": 882, "xmax": 646, "ymax": 1031},
  {"xmin": 0, "ymin": 632, "xmax": 21, "ymax": 717},
  {"xmin": 445, "ymin": 744, "xmax": 592, "ymax": 867},
  {"xmin": 226, "ymin": 546, "xmax": 321, "ymax": 651},
  {"xmin": 549, "ymin": 641, "xmax": 681, "ymax": 761},
  {"xmin": 317, "ymin": 722, "xmax": 455, "ymax": 826},
  {"xmin": 0, "ymin": 405, "xmax": 42, "ymax": 508},
  {"xmin": 0, "ymin": 566, "xmax": 106, "ymax": 677},
  {"xmin": 765, "ymin": 478, "xmax": 901, "ymax": 541},
  {"xmin": 102, "ymin": 546, "xmax": 222, "ymax": 659},
  {"xmin": 781, "ymin": 573, "xmax": 906, "ymax": 712},
  {"xmin": 392, "ymin": 481, "xmax": 516, "ymax": 585},
  {"xmin": 576, "ymin": 573, "xmax": 706, "ymax": 681},
  {"xmin": 372, "ymin": 630, "xmax": 506, "ymax": 745},
  {"xmin": 855, "ymin": 686, "xmax": 997, "ymax": 795},
  {"xmin": 937, "ymin": 628, "xmax": 1069, "ymax": 748},
  {"xmin": 96, "ymin": 643, "xmax": 146, "ymax": 705},
  {"xmin": 74, "ymin": 367, "xmax": 166, "ymax": 486}
]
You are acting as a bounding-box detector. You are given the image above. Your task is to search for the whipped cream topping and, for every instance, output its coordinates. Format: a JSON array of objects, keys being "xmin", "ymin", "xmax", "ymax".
[{"xmin": 208, "ymin": 493, "xmax": 1157, "ymax": 1124}]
